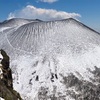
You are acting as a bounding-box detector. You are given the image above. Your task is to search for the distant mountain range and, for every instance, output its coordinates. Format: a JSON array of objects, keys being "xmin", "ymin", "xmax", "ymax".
[{"xmin": 0, "ymin": 18, "xmax": 100, "ymax": 100}]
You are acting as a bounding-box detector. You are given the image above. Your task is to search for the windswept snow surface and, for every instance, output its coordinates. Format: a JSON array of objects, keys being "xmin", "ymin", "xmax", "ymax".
[
  {"xmin": 0, "ymin": 18, "xmax": 41, "ymax": 31},
  {"xmin": 0, "ymin": 18, "xmax": 100, "ymax": 99}
]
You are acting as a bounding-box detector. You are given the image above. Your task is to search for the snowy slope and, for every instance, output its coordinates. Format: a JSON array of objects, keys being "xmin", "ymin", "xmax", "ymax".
[
  {"xmin": 0, "ymin": 18, "xmax": 41, "ymax": 32},
  {"xmin": 0, "ymin": 18, "xmax": 100, "ymax": 100}
]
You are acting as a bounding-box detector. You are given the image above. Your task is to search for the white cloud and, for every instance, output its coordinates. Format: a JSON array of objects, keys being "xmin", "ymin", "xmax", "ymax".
[
  {"xmin": 39, "ymin": 0, "xmax": 58, "ymax": 3},
  {"xmin": 8, "ymin": 5, "xmax": 81, "ymax": 21},
  {"xmin": 8, "ymin": 13, "xmax": 15, "ymax": 19}
]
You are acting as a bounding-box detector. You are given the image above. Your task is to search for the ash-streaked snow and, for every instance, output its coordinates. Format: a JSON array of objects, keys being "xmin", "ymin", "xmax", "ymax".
[
  {"xmin": 0, "ymin": 18, "xmax": 100, "ymax": 100},
  {"xmin": 0, "ymin": 18, "xmax": 41, "ymax": 32}
]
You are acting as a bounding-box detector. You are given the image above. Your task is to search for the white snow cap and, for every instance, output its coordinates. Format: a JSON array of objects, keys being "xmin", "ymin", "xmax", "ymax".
[{"xmin": 0, "ymin": 97, "xmax": 5, "ymax": 100}]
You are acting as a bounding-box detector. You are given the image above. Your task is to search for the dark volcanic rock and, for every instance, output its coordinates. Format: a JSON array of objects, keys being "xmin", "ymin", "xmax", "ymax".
[
  {"xmin": 0, "ymin": 49, "xmax": 22, "ymax": 100},
  {"xmin": 61, "ymin": 72, "xmax": 100, "ymax": 100}
]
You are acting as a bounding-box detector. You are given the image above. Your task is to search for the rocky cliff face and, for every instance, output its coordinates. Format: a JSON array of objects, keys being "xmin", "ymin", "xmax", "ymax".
[{"xmin": 0, "ymin": 49, "xmax": 22, "ymax": 100}]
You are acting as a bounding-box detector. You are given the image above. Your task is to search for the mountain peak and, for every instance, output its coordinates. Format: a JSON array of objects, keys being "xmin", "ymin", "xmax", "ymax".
[{"xmin": 0, "ymin": 18, "xmax": 42, "ymax": 30}]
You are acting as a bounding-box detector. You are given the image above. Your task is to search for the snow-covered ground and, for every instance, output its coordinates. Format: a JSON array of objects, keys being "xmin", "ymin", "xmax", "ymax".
[
  {"xmin": 0, "ymin": 97, "xmax": 5, "ymax": 100},
  {"xmin": 0, "ymin": 18, "xmax": 100, "ymax": 99}
]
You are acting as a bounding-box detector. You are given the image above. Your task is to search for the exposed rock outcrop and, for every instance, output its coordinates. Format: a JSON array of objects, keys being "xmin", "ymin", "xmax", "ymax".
[
  {"xmin": 0, "ymin": 49, "xmax": 22, "ymax": 100},
  {"xmin": 61, "ymin": 71, "xmax": 100, "ymax": 100}
]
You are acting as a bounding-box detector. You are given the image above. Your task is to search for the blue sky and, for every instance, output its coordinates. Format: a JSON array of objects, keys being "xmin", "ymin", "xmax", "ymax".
[{"xmin": 0, "ymin": 0, "xmax": 100, "ymax": 32}]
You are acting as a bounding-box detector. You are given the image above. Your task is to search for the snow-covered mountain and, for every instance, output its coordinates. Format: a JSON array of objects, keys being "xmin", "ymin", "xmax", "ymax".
[
  {"xmin": 0, "ymin": 18, "xmax": 41, "ymax": 32},
  {"xmin": 0, "ymin": 18, "xmax": 100, "ymax": 100}
]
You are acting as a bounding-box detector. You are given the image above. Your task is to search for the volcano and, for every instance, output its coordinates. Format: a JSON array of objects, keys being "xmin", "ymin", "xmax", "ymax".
[{"xmin": 0, "ymin": 18, "xmax": 100, "ymax": 100}]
